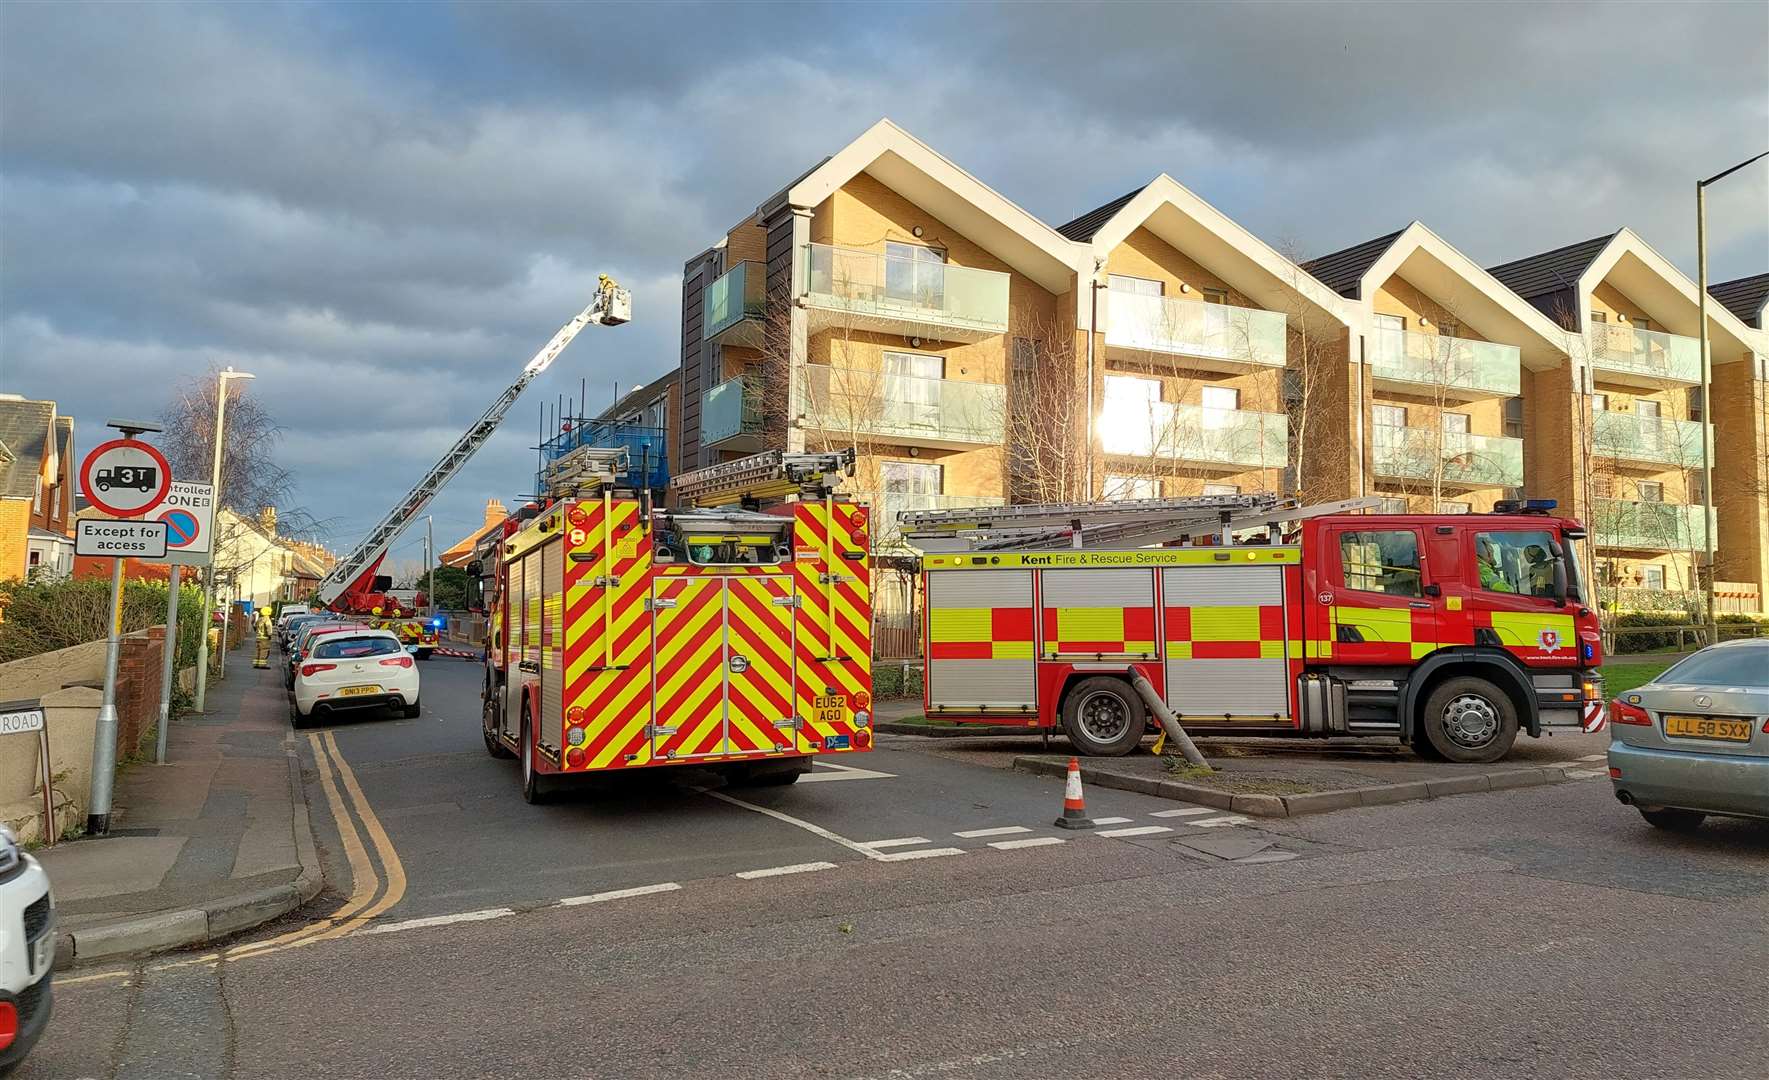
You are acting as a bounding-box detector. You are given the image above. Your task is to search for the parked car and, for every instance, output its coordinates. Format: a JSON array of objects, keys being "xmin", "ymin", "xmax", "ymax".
[
  {"xmin": 0, "ymin": 824, "xmax": 54, "ymax": 1075},
  {"xmin": 290, "ymin": 629, "xmax": 420, "ymax": 728},
  {"xmin": 285, "ymin": 621, "xmax": 366, "ymax": 689},
  {"xmin": 1608, "ymin": 640, "xmax": 1769, "ymax": 831},
  {"xmin": 278, "ymin": 613, "xmax": 328, "ymax": 653}
]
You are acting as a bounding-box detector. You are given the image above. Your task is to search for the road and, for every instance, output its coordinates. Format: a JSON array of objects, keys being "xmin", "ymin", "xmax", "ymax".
[{"xmin": 34, "ymin": 658, "xmax": 1769, "ymax": 1079}]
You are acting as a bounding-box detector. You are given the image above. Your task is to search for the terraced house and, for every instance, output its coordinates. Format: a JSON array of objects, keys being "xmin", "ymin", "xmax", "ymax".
[
  {"xmin": 672, "ymin": 120, "xmax": 1768, "ymax": 619},
  {"xmin": 1488, "ymin": 231, "xmax": 1767, "ymax": 613}
]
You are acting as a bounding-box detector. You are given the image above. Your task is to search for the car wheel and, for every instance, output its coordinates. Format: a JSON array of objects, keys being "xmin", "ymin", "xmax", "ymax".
[
  {"xmin": 520, "ymin": 700, "xmax": 551, "ymax": 805},
  {"xmin": 1420, "ymin": 676, "xmax": 1519, "ymax": 764},
  {"xmin": 1639, "ymin": 807, "xmax": 1706, "ymax": 832},
  {"xmin": 415, "ymin": 648, "xmax": 433, "ymax": 661},
  {"xmin": 1060, "ymin": 677, "xmax": 1146, "ymax": 757},
  {"xmin": 401, "ymin": 696, "xmax": 421, "ymax": 719},
  {"xmin": 290, "ymin": 700, "xmax": 310, "ymax": 730}
]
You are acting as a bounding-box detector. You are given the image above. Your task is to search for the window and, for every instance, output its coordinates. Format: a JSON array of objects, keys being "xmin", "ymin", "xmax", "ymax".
[
  {"xmin": 1338, "ymin": 530, "xmax": 1422, "ymax": 597},
  {"xmin": 1104, "ymin": 474, "xmax": 1160, "ymax": 500},
  {"xmin": 1377, "ymin": 497, "xmax": 1410, "ymax": 514},
  {"xmin": 1591, "ymin": 392, "xmax": 1608, "ymax": 412},
  {"xmin": 32, "ymin": 481, "xmax": 41, "ymax": 514},
  {"xmin": 1108, "ymin": 274, "xmax": 1163, "ymax": 296},
  {"xmin": 1443, "ymin": 412, "xmax": 1470, "ymax": 434},
  {"xmin": 1504, "ymin": 397, "xmax": 1524, "ymax": 438},
  {"xmin": 883, "ymin": 350, "xmax": 944, "ymax": 429},
  {"xmin": 1011, "ymin": 337, "xmax": 1039, "ymax": 384},
  {"xmin": 1437, "ymin": 501, "xmax": 1471, "ymax": 514},
  {"xmin": 1688, "ymin": 386, "xmax": 1704, "ymax": 421},
  {"xmin": 1436, "ymin": 320, "xmax": 1460, "ymax": 339},
  {"xmin": 1634, "ymin": 398, "xmax": 1661, "ymax": 420},
  {"xmin": 1202, "ymin": 483, "xmax": 1240, "ymax": 496},
  {"xmin": 28, "ymin": 550, "xmax": 40, "ymax": 567},
  {"xmin": 1101, "ymin": 375, "xmax": 1161, "ymax": 456},
  {"xmin": 1660, "ymin": 645, "xmax": 1769, "ymax": 688},
  {"xmin": 1687, "ymin": 471, "xmax": 1707, "ymax": 504},
  {"xmin": 1632, "ymin": 315, "xmax": 1651, "ymax": 332},
  {"xmin": 312, "ymin": 636, "xmax": 403, "ymax": 660},
  {"xmin": 1640, "ymin": 564, "xmax": 1665, "ymax": 591},
  {"xmin": 1372, "ymin": 404, "xmax": 1407, "ymax": 428},
  {"xmin": 1474, "ymin": 529, "xmax": 1559, "ymax": 598},
  {"xmin": 1590, "ymin": 311, "xmax": 1607, "ymax": 324},
  {"xmin": 1200, "ymin": 385, "xmax": 1239, "ymax": 430},
  {"xmin": 881, "ymin": 460, "xmax": 942, "ymax": 495},
  {"xmin": 1637, "ymin": 480, "xmax": 1663, "ymax": 503},
  {"xmin": 1201, "ymin": 287, "xmax": 1229, "ymax": 305},
  {"xmin": 884, "ymin": 242, "xmax": 946, "ymax": 304}
]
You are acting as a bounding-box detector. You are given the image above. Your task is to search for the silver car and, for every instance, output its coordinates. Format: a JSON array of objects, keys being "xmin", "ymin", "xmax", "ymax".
[{"xmin": 1608, "ymin": 639, "xmax": 1769, "ymax": 831}]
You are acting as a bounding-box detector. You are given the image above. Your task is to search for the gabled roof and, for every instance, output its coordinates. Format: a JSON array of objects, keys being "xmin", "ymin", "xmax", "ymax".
[
  {"xmin": 1710, "ymin": 272, "xmax": 1769, "ymax": 328},
  {"xmin": 1056, "ymin": 187, "xmax": 1145, "ymax": 242},
  {"xmin": 770, "ymin": 119, "xmax": 1082, "ymax": 293},
  {"xmin": 1300, "ymin": 229, "xmax": 1407, "ymax": 299},
  {"xmin": 0, "ymin": 397, "xmax": 54, "ymax": 500},
  {"xmin": 1486, "ymin": 233, "xmax": 1616, "ymax": 301}
]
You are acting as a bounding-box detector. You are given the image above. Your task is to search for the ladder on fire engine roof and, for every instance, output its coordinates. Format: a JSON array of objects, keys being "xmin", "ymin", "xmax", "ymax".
[
  {"xmin": 897, "ymin": 494, "xmax": 1382, "ymax": 553},
  {"xmin": 671, "ymin": 449, "xmax": 855, "ymax": 509},
  {"xmin": 541, "ymin": 444, "xmax": 631, "ymax": 498}
]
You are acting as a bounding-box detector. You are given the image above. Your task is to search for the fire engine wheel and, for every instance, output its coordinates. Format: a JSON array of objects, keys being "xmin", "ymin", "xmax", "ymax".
[
  {"xmin": 1420, "ymin": 677, "xmax": 1519, "ymax": 764},
  {"xmin": 520, "ymin": 703, "xmax": 553, "ymax": 805},
  {"xmin": 1061, "ymin": 677, "xmax": 1147, "ymax": 757}
]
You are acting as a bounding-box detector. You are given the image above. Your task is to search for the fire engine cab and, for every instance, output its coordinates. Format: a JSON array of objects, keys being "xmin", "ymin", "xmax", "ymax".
[
  {"xmin": 473, "ymin": 448, "xmax": 874, "ymax": 803},
  {"xmin": 904, "ymin": 495, "xmax": 1605, "ymax": 764}
]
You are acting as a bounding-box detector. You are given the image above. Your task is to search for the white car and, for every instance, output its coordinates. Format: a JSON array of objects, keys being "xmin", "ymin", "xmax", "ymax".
[
  {"xmin": 0, "ymin": 825, "xmax": 54, "ymax": 1074},
  {"xmin": 290, "ymin": 629, "xmax": 420, "ymax": 728}
]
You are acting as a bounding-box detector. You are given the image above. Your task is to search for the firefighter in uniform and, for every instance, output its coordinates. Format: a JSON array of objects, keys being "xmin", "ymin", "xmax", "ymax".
[{"xmin": 252, "ymin": 607, "xmax": 273, "ymax": 668}]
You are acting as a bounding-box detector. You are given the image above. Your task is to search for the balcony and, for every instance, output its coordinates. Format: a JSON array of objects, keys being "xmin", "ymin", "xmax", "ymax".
[
  {"xmin": 1369, "ymin": 329, "xmax": 1520, "ymax": 401},
  {"xmin": 1588, "ymin": 322, "xmax": 1701, "ymax": 387},
  {"xmin": 860, "ymin": 490, "xmax": 1007, "ymax": 549},
  {"xmin": 1591, "ymin": 498, "xmax": 1713, "ymax": 551},
  {"xmin": 798, "ymin": 365, "xmax": 1006, "ymax": 450},
  {"xmin": 1100, "ymin": 402, "xmax": 1287, "ymax": 473},
  {"xmin": 701, "ymin": 374, "xmax": 763, "ymax": 451},
  {"xmin": 1370, "ymin": 426, "xmax": 1523, "ymax": 489},
  {"xmin": 1591, "ymin": 410, "xmax": 1710, "ymax": 469},
  {"xmin": 703, "ymin": 261, "xmax": 765, "ymax": 347},
  {"xmin": 1104, "ymin": 293, "xmax": 1287, "ymax": 373},
  {"xmin": 800, "ymin": 243, "xmax": 1010, "ymax": 342}
]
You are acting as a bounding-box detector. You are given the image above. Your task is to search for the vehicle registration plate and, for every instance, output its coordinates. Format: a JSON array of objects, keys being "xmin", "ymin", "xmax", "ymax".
[
  {"xmin": 338, "ymin": 685, "xmax": 382, "ymax": 697},
  {"xmin": 1664, "ymin": 714, "xmax": 1752, "ymax": 742},
  {"xmin": 813, "ymin": 693, "xmax": 846, "ymax": 726}
]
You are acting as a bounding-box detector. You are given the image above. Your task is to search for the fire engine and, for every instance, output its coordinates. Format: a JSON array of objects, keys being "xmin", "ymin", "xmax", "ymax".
[
  {"xmin": 903, "ymin": 495, "xmax": 1605, "ymax": 764},
  {"xmin": 473, "ymin": 449, "xmax": 874, "ymax": 803}
]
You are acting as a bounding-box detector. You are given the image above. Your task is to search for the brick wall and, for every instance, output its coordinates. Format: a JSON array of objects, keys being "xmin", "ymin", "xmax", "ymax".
[{"xmin": 115, "ymin": 626, "xmax": 166, "ymax": 756}]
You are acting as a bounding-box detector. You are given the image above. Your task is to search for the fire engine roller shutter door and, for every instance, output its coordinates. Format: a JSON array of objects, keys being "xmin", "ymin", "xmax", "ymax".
[
  {"xmin": 540, "ymin": 538, "xmax": 564, "ymax": 749},
  {"xmin": 1161, "ymin": 565, "xmax": 1288, "ymax": 718},
  {"xmin": 927, "ymin": 568, "xmax": 1036, "ymax": 710},
  {"xmin": 1040, "ymin": 568, "xmax": 1156, "ymax": 659},
  {"xmin": 504, "ymin": 554, "xmax": 526, "ymax": 741}
]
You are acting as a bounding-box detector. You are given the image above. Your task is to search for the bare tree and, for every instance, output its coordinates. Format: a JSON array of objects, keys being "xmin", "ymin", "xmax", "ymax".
[{"xmin": 159, "ymin": 368, "xmax": 317, "ymax": 535}]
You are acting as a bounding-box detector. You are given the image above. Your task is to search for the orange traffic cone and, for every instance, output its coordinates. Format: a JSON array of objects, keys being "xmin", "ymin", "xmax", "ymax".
[{"xmin": 1053, "ymin": 757, "xmax": 1094, "ymax": 830}]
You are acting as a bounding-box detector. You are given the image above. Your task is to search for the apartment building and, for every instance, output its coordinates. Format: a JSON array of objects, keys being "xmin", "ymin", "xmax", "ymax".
[
  {"xmin": 1488, "ymin": 230, "xmax": 1768, "ymax": 610},
  {"xmin": 1301, "ymin": 224, "xmax": 1573, "ymax": 516},
  {"xmin": 1056, "ymin": 178, "xmax": 1352, "ymax": 504}
]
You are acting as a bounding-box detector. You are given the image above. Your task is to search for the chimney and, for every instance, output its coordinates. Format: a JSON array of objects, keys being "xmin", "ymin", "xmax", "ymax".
[
  {"xmin": 259, "ymin": 506, "xmax": 277, "ymax": 535},
  {"xmin": 484, "ymin": 498, "xmax": 508, "ymax": 527}
]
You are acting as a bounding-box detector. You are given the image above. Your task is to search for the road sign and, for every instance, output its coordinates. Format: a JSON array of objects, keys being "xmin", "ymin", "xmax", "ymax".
[
  {"xmin": 77, "ymin": 518, "xmax": 169, "ymax": 559},
  {"xmin": 81, "ymin": 438, "xmax": 172, "ymax": 518},
  {"xmin": 158, "ymin": 481, "xmax": 215, "ymax": 567},
  {"xmin": 0, "ymin": 706, "xmax": 45, "ymax": 736}
]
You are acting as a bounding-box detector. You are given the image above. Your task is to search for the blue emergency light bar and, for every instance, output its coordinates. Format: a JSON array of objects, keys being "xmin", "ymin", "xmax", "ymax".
[{"xmin": 1492, "ymin": 499, "xmax": 1556, "ymax": 515}]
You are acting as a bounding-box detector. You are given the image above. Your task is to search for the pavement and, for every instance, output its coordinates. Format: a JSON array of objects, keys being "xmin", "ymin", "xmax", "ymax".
[
  {"xmin": 38, "ymin": 644, "xmax": 322, "ymax": 966},
  {"xmin": 25, "ymin": 659, "xmax": 1769, "ymax": 1078}
]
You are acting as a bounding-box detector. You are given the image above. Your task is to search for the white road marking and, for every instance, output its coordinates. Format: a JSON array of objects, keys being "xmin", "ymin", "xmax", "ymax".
[
  {"xmin": 1149, "ymin": 807, "xmax": 1216, "ymax": 818},
  {"xmin": 1090, "ymin": 816, "xmax": 1133, "ymax": 825},
  {"xmin": 954, "ymin": 826, "xmax": 1032, "ymax": 839},
  {"xmin": 557, "ymin": 882, "xmax": 682, "ymax": 906},
  {"xmin": 360, "ymin": 907, "xmax": 514, "ymax": 936},
  {"xmin": 1095, "ymin": 825, "xmax": 1172, "ymax": 838},
  {"xmin": 799, "ymin": 761, "xmax": 897, "ymax": 783},
  {"xmin": 736, "ymin": 861, "xmax": 838, "ymax": 879},
  {"xmin": 875, "ymin": 846, "xmax": 966, "ymax": 862},
  {"xmin": 988, "ymin": 836, "xmax": 1065, "ymax": 850},
  {"xmin": 702, "ymin": 787, "xmax": 892, "ymax": 861},
  {"xmin": 1191, "ymin": 815, "xmax": 1250, "ymax": 828},
  {"xmin": 858, "ymin": 836, "xmax": 931, "ymax": 850}
]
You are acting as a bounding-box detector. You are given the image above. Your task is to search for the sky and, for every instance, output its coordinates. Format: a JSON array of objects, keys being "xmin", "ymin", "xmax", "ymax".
[{"xmin": 3, "ymin": 0, "xmax": 1766, "ymax": 572}]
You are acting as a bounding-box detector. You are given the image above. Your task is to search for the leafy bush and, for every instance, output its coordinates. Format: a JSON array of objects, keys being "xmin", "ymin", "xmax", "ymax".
[{"xmin": 0, "ymin": 576, "xmax": 207, "ymax": 667}]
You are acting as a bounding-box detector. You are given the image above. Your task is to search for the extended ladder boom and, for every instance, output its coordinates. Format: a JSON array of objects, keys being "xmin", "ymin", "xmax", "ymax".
[
  {"xmin": 671, "ymin": 449, "xmax": 854, "ymax": 508},
  {"xmin": 315, "ymin": 276, "xmax": 632, "ymax": 607},
  {"xmin": 898, "ymin": 494, "xmax": 1380, "ymax": 552}
]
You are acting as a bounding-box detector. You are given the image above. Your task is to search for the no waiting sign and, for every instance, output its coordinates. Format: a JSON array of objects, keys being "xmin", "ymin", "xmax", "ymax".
[{"xmin": 159, "ymin": 481, "xmax": 215, "ymax": 567}]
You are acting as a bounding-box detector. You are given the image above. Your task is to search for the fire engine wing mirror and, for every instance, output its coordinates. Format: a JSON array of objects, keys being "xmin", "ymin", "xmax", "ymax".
[
  {"xmin": 466, "ymin": 560, "xmax": 482, "ymax": 577},
  {"xmin": 1552, "ymin": 557, "xmax": 1569, "ymax": 607},
  {"xmin": 1422, "ymin": 583, "xmax": 1441, "ymax": 598}
]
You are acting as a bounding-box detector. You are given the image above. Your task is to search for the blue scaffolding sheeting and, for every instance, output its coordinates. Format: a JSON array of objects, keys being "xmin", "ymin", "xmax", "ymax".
[{"xmin": 537, "ymin": 420, "xmax": 668, "ymax": 492}]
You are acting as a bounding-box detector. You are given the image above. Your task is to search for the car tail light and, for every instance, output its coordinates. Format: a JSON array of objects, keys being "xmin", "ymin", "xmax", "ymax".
[
  {"xmin": 1608, "ymin": 766, "xmax": 1622, "ymax": 779},
  {"xmin": 0, "ymin": 999, "xmax": 17, "ymax": 1049},
  {"xmin": 380, "ymin": 656, "xmax": 414, "ymax": 668},
  {"xmin": 300, "ymin": 663, "xmax": 336, "ymax": 677},
  {"xmin": 1608, "ymin": 698, "xmax": 1651, "ymax": 726}
]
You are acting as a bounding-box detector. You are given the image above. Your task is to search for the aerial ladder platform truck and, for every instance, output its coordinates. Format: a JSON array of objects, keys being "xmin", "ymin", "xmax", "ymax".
[{"xmin": 901, "ymin": 494, "xmax": 1605, "ymax": 763}]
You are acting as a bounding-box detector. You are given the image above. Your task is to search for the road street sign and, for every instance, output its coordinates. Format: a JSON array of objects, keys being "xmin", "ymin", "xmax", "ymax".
[
  {"xmin": 159, "ymin": 481, "xmax": 215, "ymax": 567},
  {"xmin": 81, "ymin": 438, "xmax": 172, "ymax": 518},
  {"xmin": 0, "ymin": 706, "xmax": 45, "ymax": 736},
  {"xmin": 77, "ymin": 518, "xmax": 170, "ymax": 559}
]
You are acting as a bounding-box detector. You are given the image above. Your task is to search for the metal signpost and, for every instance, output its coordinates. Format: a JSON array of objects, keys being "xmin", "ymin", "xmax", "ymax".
[
  {"xmin": 80, "ymin": 421, "xmax": 171, "ymax": 836},
  {"xmin": 0, "ymin": 699, "xmax": 51, "ymax": 846}
]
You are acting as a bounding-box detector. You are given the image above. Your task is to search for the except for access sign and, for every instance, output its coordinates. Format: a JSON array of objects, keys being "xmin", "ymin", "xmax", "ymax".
[
  {"xmin": 81, "ymin": 438, "xmax": 173, "ymax": 518},
  {"xmin": 77, "ymin": 518, "xmax": 169, "ymax": 559}
]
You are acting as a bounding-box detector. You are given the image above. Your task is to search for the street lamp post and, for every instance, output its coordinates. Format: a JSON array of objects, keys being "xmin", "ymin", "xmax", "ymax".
[
  {"xmin": 1695, "ymin": 150, "xmax": 1768, "ymax": 647},
  {"xmin": 192, "ymin": 367, "xmax": 255, "ymax": 713}
]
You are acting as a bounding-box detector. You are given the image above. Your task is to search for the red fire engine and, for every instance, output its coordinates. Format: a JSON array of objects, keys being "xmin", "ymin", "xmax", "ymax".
[
  {"xmin": 472, "ymin": 450, "xmax": 874, "ymax": 802},
  {"xmin": 905, "ymin": 495, "xmax": 1604, "ymax": 763}
]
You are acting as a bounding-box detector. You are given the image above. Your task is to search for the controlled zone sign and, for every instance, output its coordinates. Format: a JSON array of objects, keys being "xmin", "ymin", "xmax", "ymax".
[
  {"xmin": 158, "ymin": 481, "xmax": 215, "ymax": 567},
  {"xmin": 80, "ymin": 438, "xmax": 172, "ymax": 518},
  {"xmin": 77, "ymin": 518, "xmax": 169, "ymax": 559}
]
